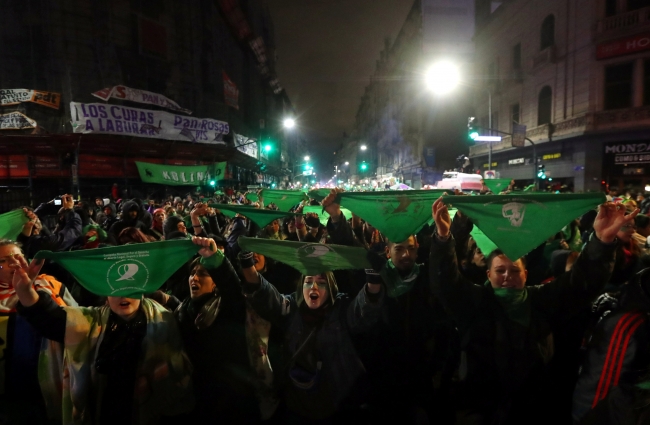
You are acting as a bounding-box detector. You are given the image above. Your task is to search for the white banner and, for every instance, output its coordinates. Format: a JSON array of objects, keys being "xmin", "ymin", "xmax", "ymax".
[
  {"xmin": 0, "ymin": 89, "xmax": 61, "ymax": 109},
  {"xmin": 91, "ymin": 85, "xmax": 192, "ymax": 114},
  {"xmin": 70, "ymin": 102, "xmax": 229, "ymax": 143},
  {"xmin": 0, "ymin": 112, "xmax": 37, "ymax": 130},
  {"xmin": 234, "ymin": 134, "xmax": 258, "ymax": 158}
]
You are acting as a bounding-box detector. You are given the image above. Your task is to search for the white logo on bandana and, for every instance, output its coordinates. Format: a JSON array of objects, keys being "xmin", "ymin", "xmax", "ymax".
[{"xmin": 502, "ymin": 202, "xmax": 526, "ymax": 227}]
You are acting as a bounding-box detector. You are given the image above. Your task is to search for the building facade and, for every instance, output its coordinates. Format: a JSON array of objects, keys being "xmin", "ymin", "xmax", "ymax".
[
  {"xmin": 349, "ymin": 0, "xmax": 475, "ymax": 189},
  {"xmin": 471, "ymin": 0, "xmax": 650, "ymax": 193},
  {"xmin": 0, "ymin": 0, "xmax": 294, "ymax": 209}
]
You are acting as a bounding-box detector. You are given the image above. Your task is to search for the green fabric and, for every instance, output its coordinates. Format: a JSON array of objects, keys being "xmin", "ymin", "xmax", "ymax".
[
  {"xmin": 442, "ymin": 193, "xmax": 605, "ymax": 261},
  {"xmin": 303, "ymin": 205, "xmax": 353, "ymax": 226},
  {"xmin": 246, "ymin": 192, "xmax": 259, "ymax": 203},
  {"xmin": 81, "ymin": 224, "xmax": 107, "ymax": 241},
  {"xmin": 259, "ymin": 189, "xmax": 307, "ymax": 211},
  {"xmin": 135, "ymin": 161, "xmax": 226, "ymax": 186},
  {"xmin": 492, "ymin": 287, "xmax": 531, "ymax": 327},
  {"xmin": 470, "ymin": 225, "xmax": 499, "ymax": 258},
  {"xmin": 326, "ymin": 190, "xmax": 448, "ymax": 243},
  {"xmin": 307, "ymin": 189, "xmax": 331, "ymax": 202},
  {"xmin": 200, "ymin": 249, "xmax": 224, "ymax": 269},
  {"xmin": 209, "ymin": 204, "xmax": 299, "ymax": 228},
  {"xmin": 0, "ymin": 209, "xmax": 28, "ymax": 240},
  {"xmin": 238, "ymin": 236, "xmax": 370, "ymax": 275},
  {"xmin": 379, "ymin": 260, "xmax": 420, "ymax": 298},
  {"xmin": 38, "ymin": 298, "xmax": 194, "ymax": 424},
  {"xmin": 638, "ymin": 381, "xmax": 650, "ymax": 390},
  {"xmin": 34, "ymin": 240, "xmax": 199, "ymax": 298},
  {"xmin": 483, "ymin": 179, "xmax": 511, "ymax": 194}
]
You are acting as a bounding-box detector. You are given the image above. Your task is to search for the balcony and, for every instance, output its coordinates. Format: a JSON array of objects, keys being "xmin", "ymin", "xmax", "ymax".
[
  {"xmin": 596, "ymin": 6, "xmax": 650, "ymax": 34},
  {"xmin": 530, "ymin": 46, "xmax": 556, "ymax": 71}
]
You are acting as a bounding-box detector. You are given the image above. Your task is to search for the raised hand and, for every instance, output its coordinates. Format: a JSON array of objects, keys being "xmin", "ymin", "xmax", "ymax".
[
  {"xmin": 192, "ymin": 236, "xmax": 217, "ymax": 258},
  {"xmin": 432, "ymin": 196, "xmax": 451, "ymax": 238},
  {"xmin": 12, "ymin": 255, "xmax": 44, "ymax": 307},
  {"xmin": 593, "ymin": 202, "xmax": 640, "ymax": 244},
  {"xmin": 322, "ymin": 188, "xmax": 344, "ymax": 220},
  {"xmin": 62, "ymin": 194, "xmax": 74, "ymax": 210}
]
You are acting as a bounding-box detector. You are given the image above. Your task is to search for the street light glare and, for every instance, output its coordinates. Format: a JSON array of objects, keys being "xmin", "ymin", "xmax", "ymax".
[
  {"xmin": 360, "ymin": 145, "xmax": 367, "ymax": 151},
  {"xmin": 304, "ymin": 155, "xmax": 310, "ymax": 161},
  {"xmin": 425, "ymin": 61, "xmax": 460, "ymax": 95},
  {"xmin": 345, "ymin": 161, "xmax": 349, "ymax": 165},
  {"xmin": 283, "ymin": 118, "xmax": 296, "ymax": 129}
]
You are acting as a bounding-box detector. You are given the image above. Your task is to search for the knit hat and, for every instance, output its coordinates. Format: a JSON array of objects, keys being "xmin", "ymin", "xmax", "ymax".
[
  {"xmin": 82, "ymin": 224, "xmax": 108, "ymax": 242},
  {"xmin": 163, "ymin": 216, "xmax": 185, "ymax": 237}
]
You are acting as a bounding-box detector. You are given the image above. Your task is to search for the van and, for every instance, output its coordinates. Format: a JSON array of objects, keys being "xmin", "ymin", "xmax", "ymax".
[{"xmin": 436, "ymin": 172, "xmax": 483, "ymax": 191}]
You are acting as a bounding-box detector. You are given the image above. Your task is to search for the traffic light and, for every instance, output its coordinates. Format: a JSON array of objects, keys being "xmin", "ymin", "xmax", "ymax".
[
  {"xmin": 262, "ymin": 143, "xmax": 272, "ymax": 153},
  {"xmin": 209, "ymin": 180, "xmax": 216, "ymax": 186},
  {"xmin": 537, "ymin": 164, "xmax": 546, "ymax": 179},
  {"xmin": 360, "ymin": 161, "xmax": 368, "ymax": 171},
  {"xmin": 467, "ymin": 117, "xmax": 479, "ymax": 141}
]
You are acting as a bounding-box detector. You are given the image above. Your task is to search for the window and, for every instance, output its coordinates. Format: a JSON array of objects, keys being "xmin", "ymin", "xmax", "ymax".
[
  {"xmin": 605, "ymin": 62, "xmax": 634, "ymax": 110},
  {"xmin": 512, "ymin": 44, "xmax": 521, "ymax": 70},
  {"xmin": 511, "ymin": 103, "xmax": 520, "ymax": 131},
  {"xmin": 628, "ymin": 0, "xmax": 650, "ymax": 12},
  {"xmin": 540, "ymin": 15, "xmax": 555, "ymax": 51},
  {"xmin": 538, "ymin": 86, "xmax": 552, "ymax": 125},
  {"xmin": 605, "ymin": 0, "xmax": 617, "ymax": 16}
]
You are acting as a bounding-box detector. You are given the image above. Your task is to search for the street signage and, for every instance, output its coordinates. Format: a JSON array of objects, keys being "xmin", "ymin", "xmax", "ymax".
[
  {"xmin": 474, "ymin": 136, "xmax": 502, "ymax": 142},
  {"xmin": 512, "ymin": 124, "xmax": 527, "ymax": 147}
]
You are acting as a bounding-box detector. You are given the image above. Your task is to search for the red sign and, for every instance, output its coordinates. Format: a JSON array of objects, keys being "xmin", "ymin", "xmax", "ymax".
[{"xmin": 597, "ymin": 32, "xmax": 650, "ymax": 60}]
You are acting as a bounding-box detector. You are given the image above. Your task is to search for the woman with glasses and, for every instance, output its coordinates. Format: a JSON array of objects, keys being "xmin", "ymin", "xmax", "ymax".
[{"xmin": 238, "ymin": 251, "xmax": 384, "ymax": 422}]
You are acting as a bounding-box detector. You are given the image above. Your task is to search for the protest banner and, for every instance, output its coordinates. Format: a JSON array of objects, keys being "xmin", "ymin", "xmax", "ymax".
[
  {"xmin": 70, "ymin": 102, "xmax": 229, "ymax": 144},
  {"xmin": 0, "ymin": 112, "xmax": 37, "ymax": 130},
  {"xmin": 92, "ymin": 85, "xmax": 191, "ymax": 114},
  {"xmin": 0, "ymin": 89, "xmax": 61, "ymax": 109},
  {"xmin": 135, "ymin": 161, "xmax": 227, "ymax": 185}
]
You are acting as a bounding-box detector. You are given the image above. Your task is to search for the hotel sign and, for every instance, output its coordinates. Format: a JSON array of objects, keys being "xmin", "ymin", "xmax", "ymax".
[{"xmin": 597, "ymin": 32, "xmax": 650, "ymax": 60}]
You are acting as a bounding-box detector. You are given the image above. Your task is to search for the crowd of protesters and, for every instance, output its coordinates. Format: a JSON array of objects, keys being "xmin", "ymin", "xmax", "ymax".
[{"xmin": 0, "ymin": 183, "xmax": 649, "ymax": 425}]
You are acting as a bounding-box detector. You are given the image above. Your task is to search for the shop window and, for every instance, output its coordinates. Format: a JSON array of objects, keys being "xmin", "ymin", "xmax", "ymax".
[
  {"xmin": 605, "ymin": 0, "xmax": 617, "ymax": 16},
  {"xmin": 511, "ymin": 103, "xmax": 520, "ymax": 131},
  {"xmin": 628, "ymin": 0, "xmax": 650, "ymax": 12},
  {"xmin": 605, "ymin": 62, "xmax": 634, "ymax": 110},
  {"xmin": 512, "ymin": 43, "xmax": 521, "ymax": 70},
  {"xmin": 540, "ymin": 15, "xmax": 555, "ymax": 51},
  {"xmin": 538, "ymin": 86, "xmax": 552, "ymax": 125}
]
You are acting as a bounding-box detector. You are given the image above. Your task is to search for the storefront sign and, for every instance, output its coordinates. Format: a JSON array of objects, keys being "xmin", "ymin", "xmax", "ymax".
[
  {"xmin": 508, "ymin": 158, "xmax": 525, "ymax": 165},
  {"xmin": 234, "ymin": 134, "xmax": 258, "ymax": 158},
  {"xmin": 511, "ymin": 124, "xmax": 527, "ymax": 147},
  {"xmin": 614, "ymin": 154, "xmax": 650, "ymax": 164},
  {"xmin": 0, "ymin": 89, "xmax": 61, "ymax": 109},
  {"xmin": 91, "ymin": 85, "xmax": 191, "ymax": 114},
  {"xmin": 223, "ymin": 71, "xmax": 239, "ymax": 110},
  {"xmin": 70, "ymin": 102, "xmax": 229, "ymax": 143},
  {"xmin": 135, "ymin": 161, "xmax": 226, "ymax": 185},
  {"xmin": 605, "ymin": 142, "xmax": 650, "ymax": 165},
  {"xmin": 0, "ymin": 112, "xmax": 37, "ymax": 129},
  {"xmin": 597, "ymin": 32, "xmax": 650, "ymax": 60},
  {"xmin": 482, "ymin": 162, "xmax": 497, "ymax": 168},
  {"xmin": 542, "ymin": 153, "xmax": 561, "ymax": 160}
]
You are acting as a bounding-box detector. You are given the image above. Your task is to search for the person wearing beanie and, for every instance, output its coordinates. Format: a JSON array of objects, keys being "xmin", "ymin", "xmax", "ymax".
[
  {"xmin": 80, "ymin": 224, "xmax": 108, "ymax": 250},
  {"xmin": 164, "ymin": 215, "xmax": 190, "ymax": 239},
  {"xmin": 108, "ymin": 200, "xmax": 148, "ymax": 241},
  {"xmin": 151, "ymin": 208, "xmax": 166, "ymax": 240},
  {"xmin": 239, "ymin": 251, "xmax": 385, "ymax": 422}
]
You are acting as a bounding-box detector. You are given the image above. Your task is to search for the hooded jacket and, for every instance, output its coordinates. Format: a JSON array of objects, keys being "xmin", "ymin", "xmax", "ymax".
[
  {"xmin": 101, "ymin": 203, "xmax": 118, "ymax": 231},
  {"xmin": 163, "ymin": 216, "xmax": 185, "ymax": 239},
  {"xmin": 108, "ymin": 200, "xmax": 147, "ymax": 240}
]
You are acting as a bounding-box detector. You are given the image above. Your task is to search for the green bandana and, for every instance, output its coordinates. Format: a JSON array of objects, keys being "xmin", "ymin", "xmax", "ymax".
[
  {"xmin": 82, "ymin": 224, "xmax": 107, "ymax": 241},
  {"xmin": 303, "ymin": 205, "xmax": 353, "ymax": 226},
  {"xmin": 259, "ymin": 189, "xmax": 308, "ymax": 211},
  {"xmin": 135, "ymin": 161, "xmax": 226, "ymax": 186},
  {"xmin": 238, "ymin": 236, "xmax": 370, "ymax": 275},
  {"xmin": 245, "ymin": 192, "xmax": 259, "ymax": 203},
  {"xmin": 470, "ymin": 225, "xmax": 499, "ymax": 257},
  {"xmin": 307, "ymin": 189, "xmax": 331, "ymax": 202},
  {"xmin": 312, "ymin": 190, "xmax": 448, "ymax": 243},
  {"xmin": 209, "ymin": 204, "xmax": 299, "ymax": 228},
  {"xmin": 483, "ymin": 179, "xmax": 511, "ymax": 194},
  {"xmin": 380, "ymin": 259, "xmax": 420, "ymax": 298},
  {"xmin": 443, "ymin": 193, "xmax": 605, "ymax": 260},
  {"xmin": 34, "ymin": 240, "xmax": 200, "ymax": 298},
  {"xmin": 492, "ymin": 287, "xmax": 530, "ymax": 327},
  {"xmin": 0, "ymin": 210, "xmax": 28, "ymax": 240}
]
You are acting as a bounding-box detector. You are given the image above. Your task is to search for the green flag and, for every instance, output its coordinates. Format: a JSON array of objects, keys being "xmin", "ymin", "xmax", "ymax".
[
  {"xmin": 245, "ymin": 192, "xmax": 259, "ymax": 203},
  {"xmin": 135, "ymin": 161, "xmax": 226, "ymax": 186},
  {"xmin": 329, "ymin": 190, "xmax": 448, "ymax": 243},
  {"xmin": 442, "ymin": 193, "xmax": 605, "ymax": 260},
  {"xmin": 470, "ymin": 225, "xmax": 499, "ymax": 258},
  {"xmin": 483, "ymin": 179, "xmax": 511, "ymax": 194},
  {"xmin": 0, "ymin": 210, "xmax": 28, "ymax": 240},
  {"xmin": 209, "ymin": 204, "xmax": 299, "ymax": 228},
  {"xmin": 307, "ymin": 189, "xmax": 331, "ymax": 202},
  {"xmin": 259, "ymin": 190, "xmax": 307, "ymax": 211},
  {"xmin": 34, "ymin": 240, "xmax": 199, "ymax": 298},
  {"xmin": 303, "ymin": 206, "xmax": 353, "ymax": 226},
  {"xmin": 238, "ymin": 237, "xmax": 370, "ymax": 275}
]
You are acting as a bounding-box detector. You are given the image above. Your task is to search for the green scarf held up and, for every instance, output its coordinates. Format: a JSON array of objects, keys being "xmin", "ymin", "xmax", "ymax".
[
  {"xmin": 209, "ymin": 203, "xmax": 300, "ymax": 228},
  {"xmin": 380, "ymin": 259, "xmax": 420, "ymax": 298},
  {"xmin": 483, "ymin": 179, "xmax": 511, "ymax": 194},
  {"xmin": 302, "ymin": 205, "xmax": 353, "ymax": 226},
  {"xmin": 492, "ymin": 286, "xmax": 531, "ymax": 327},
  {"xmin": 34, "ymin": 240, "xmax": 200, "ymax": 298},
  {"xmin": 443, "ymin": 193, "xmax": 605, "ymax": 261},
  {"xmin": 0, "ymin": 209, "xmax": 28, "ymax": 240},
  {"xmin": 259, "ymin": 189, "xmax": 308, "ymax": 211}
]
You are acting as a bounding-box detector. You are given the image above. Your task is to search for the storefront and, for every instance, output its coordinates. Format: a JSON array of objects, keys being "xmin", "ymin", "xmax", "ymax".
[{"xmin": 602, "ymin": 140, "xmax": 650, "ymax": 194}]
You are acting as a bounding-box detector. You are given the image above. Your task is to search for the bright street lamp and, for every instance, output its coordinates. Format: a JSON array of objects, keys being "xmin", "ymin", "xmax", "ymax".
[
  {"xmin": 304, "ymin": 155, "xmax": 310, "ymax": 161},
  {"xmin": 425, "ymin": 61, "xmax": 460, "ymax": 95},
  {"xmin": 360, "ymin": 145, "xmax": 367, "ymax": 151},
  {"xmin": 283, "ymin": 118, "xmax": 296, "ymax": 129},
  {"xmin": 345, "ymin": 161, "xmax": 349, "ymax": 165}
]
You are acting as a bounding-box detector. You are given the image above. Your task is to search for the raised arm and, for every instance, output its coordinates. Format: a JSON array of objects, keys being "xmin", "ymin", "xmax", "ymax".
[
  {"xmin": 346, "ymin": 269, "xmax": 383, "ymax": 334},
  {"xmin": 429, "ymin": 197, "xmax": 486, "ymax": 329}
]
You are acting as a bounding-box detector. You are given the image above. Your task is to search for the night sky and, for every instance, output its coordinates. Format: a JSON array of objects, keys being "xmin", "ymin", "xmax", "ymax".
[{"xmin": 268, "ymin": 0, "xmax": 415, "ymax": 166}]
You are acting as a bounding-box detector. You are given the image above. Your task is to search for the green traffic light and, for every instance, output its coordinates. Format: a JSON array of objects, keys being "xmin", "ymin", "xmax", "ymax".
[
  {"xmin": 263, "ymin": 144, "xmax": 272, "ymax": 152},
  {"xmin": 469, "ymin": 131, "xmax": 479, "ymax": 140},
  {"xmin": 209, "ymin": 180, "xmax": 216, "ymax": 186},
  {"xmin": 360, "ymin": 163, "xmax": 368, "ymax": 171}
]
